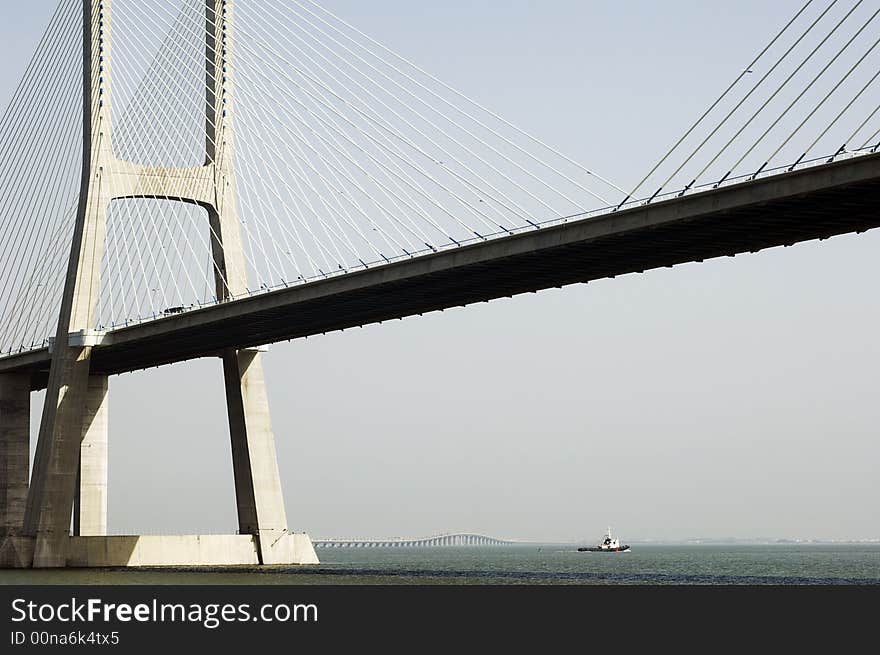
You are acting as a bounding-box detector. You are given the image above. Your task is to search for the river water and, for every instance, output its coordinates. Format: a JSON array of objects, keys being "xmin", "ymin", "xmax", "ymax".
[{"xmin": 1, "ymin": 544, "xmax": 879, "ymax": 585}]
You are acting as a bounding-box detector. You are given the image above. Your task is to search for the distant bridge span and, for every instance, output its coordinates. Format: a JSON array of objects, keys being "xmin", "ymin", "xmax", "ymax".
[{"xmin": 314, "ymin": 534, "xmax": 514, "ymax": 548}]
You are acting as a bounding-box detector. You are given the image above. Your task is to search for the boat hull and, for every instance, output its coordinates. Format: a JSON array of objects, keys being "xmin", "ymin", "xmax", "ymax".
[{"xmin": 577, "ymin": 545, "xmax": 631, "ymax": 552}]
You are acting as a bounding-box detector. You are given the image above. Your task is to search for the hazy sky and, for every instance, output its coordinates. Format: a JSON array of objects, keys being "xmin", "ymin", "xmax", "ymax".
[{"xmin": 2, "ymin": 1, "xmax": 878, "ymax": 543}]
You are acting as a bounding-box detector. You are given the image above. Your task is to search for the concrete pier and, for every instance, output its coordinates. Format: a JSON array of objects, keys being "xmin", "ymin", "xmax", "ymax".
[
  {"xmin": 0, "ymin": 0, "xmax": 319, "ymax": 569},
  {"xmin": 0, "ymin": 373, "xmax": 30, "ymax": 536},
  {"xmin": 73, "ymin": 375, "xmax": 108, "ymax": 536},
  {"xmin": 0, "ymin": 372, "xmax": 31, "ymax": 565},
  {"xmin": 224, "ymin": 348, "xmax": 305, "ymax": 564},
  {"xmin": 0, "ymin": 0, "xmax": 318, "ymax": 569},
  {"xmin": 26, "ymin": 346, "xmax": 96, "ymax": 567},
  {"xmin": 21, "ymin": 0, "xmax": 113, "ymax": 569}
]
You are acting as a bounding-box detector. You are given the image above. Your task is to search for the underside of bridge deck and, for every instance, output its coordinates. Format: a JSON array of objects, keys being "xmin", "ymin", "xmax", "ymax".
[{"xmin": 2, "ymin": 152, "xmax": 880, "ymax": 386}]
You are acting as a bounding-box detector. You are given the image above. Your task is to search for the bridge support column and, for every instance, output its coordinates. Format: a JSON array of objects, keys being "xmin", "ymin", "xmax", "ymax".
[
  {"xmin": 0, "ymin": 373, "xmax": 33, "ymax": 568},
  {"xmin": 18, "ymin": 0, "xmax": 113, "ymax": 569},
  {"xmin": 223, "ymin": 348, "xmax": 315, "ymax": 564},
  {"xmin": 0, "ymin": 374, "xmax": 30, "ymax": 536},
  {"xmin": 26, "ymin": 347, "xmax": 94, "ymax": 567},
  {"xmin": 73, "ymin": 375, "xmax": 108, "ymax": 536}
]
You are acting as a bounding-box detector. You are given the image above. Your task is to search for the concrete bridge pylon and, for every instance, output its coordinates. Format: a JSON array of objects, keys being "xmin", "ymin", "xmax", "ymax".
[{"xmin": 0, "ymin": 0, "xmax": 317, "ymax": 569}]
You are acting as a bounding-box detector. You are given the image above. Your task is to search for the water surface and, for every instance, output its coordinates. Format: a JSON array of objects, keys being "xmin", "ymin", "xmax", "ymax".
[{"xmin": 1, "ymin": 544, "xmax": 878, "ymax": 585}]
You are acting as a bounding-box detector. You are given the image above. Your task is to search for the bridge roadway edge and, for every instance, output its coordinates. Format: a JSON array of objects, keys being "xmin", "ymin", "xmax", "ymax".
[{"xmin": 3, "ymin": 152, "xmax": 880, "ymax": 386}]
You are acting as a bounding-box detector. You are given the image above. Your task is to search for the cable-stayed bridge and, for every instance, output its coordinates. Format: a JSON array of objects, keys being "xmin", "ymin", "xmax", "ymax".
[
  {"xmin": 1, "ymin": 0, "xmax": 879, "ymax": 569},
  {"xmin": 0, "ymin": 151, "xmax": 878, "ymax": 382}
]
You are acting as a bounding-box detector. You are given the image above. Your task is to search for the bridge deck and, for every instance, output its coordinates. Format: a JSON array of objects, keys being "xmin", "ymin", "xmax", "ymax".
[{"xmin": 4, "ymin": 152, "xmax": 880, "ymax": 387}]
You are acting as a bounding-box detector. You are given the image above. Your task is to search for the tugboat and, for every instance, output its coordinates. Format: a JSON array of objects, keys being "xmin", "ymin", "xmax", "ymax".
[{"xmin": 578, "ymin": 527, "xmax": 631, "ymax": 553}]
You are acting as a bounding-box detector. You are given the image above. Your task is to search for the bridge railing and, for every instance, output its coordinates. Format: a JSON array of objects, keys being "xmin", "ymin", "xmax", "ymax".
[{"xmin": 2, "ymin": 145, "xmax": 875, "ymax": 360}]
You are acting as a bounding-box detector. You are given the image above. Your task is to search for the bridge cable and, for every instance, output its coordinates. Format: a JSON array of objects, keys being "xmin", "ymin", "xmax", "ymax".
[
  {"xmin": 191, "ymin": 1, "xmax": 468, "ymax": 270},
  {"xmin": 0, "ymin": 0, "xmax": 82, "ymax": 351},
  {"xmin": 110, "ymin": 1, "xmax": 271, "ymax": 314},
  {"xmin": 301, "ymin": 0, "xmax": 627, "ymax": 198},
  {"xmin": 255, "ymin": 6, "xmax": 557, "ymax": 230},
  {"xmin": 699, "ymin": 0, "xmax": 864, "ymax": 188},
  {"xmin": 662, "ymin": 0, "xmax": 845, "ymax": 197},
  {"xmin": 265, "ymin": 1, "xmax": 609, "ymax": 215},
  {"xmin": 858, "ymin": 122, "xmax": 880, "ymax": 150},
  {"xmin": 770, "ymin": 38, "xmax": 880, "ymax": 168},
  {"xmin": 729, "ymin": 5, "xmax": 880, "ymax": 179},
  {"xmin": 843, "ymin": 101, "xmax": 880, "ymax": 152},
  {"xmin": 223, "ymin": 22, "xmax": 533, "ymax": 238},
  {"xmin": 616, "ymin": 0, "xmax": 816, "ymax": 207},
  {"xmin": 283, "ymin": 0, "xmax": 613, "ymax": 210}
]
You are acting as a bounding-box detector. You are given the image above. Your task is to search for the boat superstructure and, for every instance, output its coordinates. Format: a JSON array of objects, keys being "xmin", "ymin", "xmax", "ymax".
[{"xmin": 577, "ymin": 527, "xmax": 631, "ymax": 553}]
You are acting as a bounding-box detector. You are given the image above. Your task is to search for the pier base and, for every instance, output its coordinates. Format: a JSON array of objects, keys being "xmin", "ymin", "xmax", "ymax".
[{"xmin": 0, "ymin": 533, "xmax": 318, "ymax": 568}]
